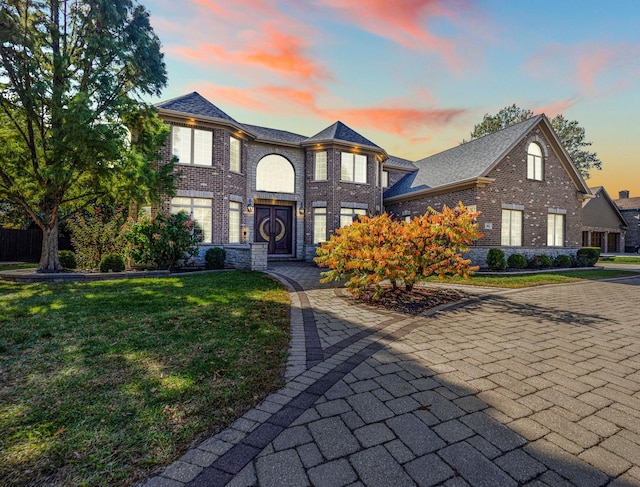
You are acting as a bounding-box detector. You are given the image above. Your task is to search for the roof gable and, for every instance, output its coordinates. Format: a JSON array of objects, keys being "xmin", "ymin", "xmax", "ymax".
[
  {"xmin": 583, "ymin": 187, "xmax": 627, "ymax": 228},
  {"xmin": 156, "ymin": 92, "xmax": 238, "ymax": 123},
  {"xmin": 305, "ymin": 121, "xmax": 381, "ymax": 151},
  {"xmin": 385, "ymin": 115, "xmax": 541, "ymax": 198}
]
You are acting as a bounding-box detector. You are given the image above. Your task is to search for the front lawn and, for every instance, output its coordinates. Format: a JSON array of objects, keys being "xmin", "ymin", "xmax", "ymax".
[
  {"xmin": 0, "ymin": 272, "xmax": 290, "ymax": 486},
  {"xmin": 428, "ymin": 269, "xmax": 636, "ymax": 288},
  {"xmin": 599, "ymin": 255, "xmax": 640, "ymax": 264}
]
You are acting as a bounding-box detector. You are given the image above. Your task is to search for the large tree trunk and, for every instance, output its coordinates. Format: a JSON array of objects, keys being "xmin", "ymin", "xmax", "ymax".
[{"xmin": 38, "ymin": 218, "xmax": 63, "ymax": 272}]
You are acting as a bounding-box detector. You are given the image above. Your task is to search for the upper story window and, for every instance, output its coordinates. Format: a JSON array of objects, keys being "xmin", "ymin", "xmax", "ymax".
[
  {"xmin": 314, "ymin": 151, "xmax": 327, "ymax": 181},
  {"xmin": 341, "ymin": 152, "xmax": 367, "ymax": 183},
  {"xmin": 527, "ymin": 142, "xmax": 543, "ymax": 181},
  {"xmin": 230, "ymin": 136, "xmax": 241, "ymax": 172},
  {"xmin": 256, "ymin": 154, "xmax": 295, "ymax": 193},
  {"xmin": 382, "ymin": 170, "xmax": 389, "ymax": 188},
  {"xmin": 172, "ymin": 126, "xmax": 212, "ymax": 166}
]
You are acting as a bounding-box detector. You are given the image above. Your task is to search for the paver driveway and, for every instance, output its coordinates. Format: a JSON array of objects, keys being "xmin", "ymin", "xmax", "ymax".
[{"xmin": 143, "ymin": 264, "xmax": 640, "ymax": 487}]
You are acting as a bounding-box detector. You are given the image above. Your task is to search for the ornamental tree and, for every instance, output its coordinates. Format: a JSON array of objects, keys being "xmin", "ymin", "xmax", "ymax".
[
  {"xmin": 315, "ymin": 203, "xmax": 481, "ymax": 298},
  {"xmin": 467, "ymin": 104, "xmax": 601, "ymax": 178},
  {"xmin": 0, "ymin": 0, "xmax": 171, "ymax": 272}
]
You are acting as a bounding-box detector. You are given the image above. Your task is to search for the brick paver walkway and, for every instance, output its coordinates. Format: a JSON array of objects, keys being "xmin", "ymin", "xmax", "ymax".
[{"xmin": 142, "ymin": 263, "xmax": 640, "ymax": 487}]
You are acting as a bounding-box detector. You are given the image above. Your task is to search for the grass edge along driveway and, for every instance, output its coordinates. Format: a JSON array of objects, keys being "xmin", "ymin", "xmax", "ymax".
[{"xmin": 0, "ymin": 271, "xmax": 290, "ymax": 487}]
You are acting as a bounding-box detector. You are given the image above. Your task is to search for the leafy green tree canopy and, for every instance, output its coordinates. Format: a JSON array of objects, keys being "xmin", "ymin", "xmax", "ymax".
[
  {"xmin": 0, "ymin": 0, "xmax": 172, "ymax": 271},
  {"xmin": 468, "ymin": 104, "xmax": 602, "ymax": 179}
]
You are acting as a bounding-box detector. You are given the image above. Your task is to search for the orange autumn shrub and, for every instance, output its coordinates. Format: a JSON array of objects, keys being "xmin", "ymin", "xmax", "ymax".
[{"xmin": 314, "ymin": 203, "xmax": 481, "ymax": 299}]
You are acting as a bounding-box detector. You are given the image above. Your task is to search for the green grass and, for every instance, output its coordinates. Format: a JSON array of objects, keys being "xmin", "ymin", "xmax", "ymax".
[
  {"xmin": 0, "ymin": 262, "xmax": 38, "ymax": 271},
  {"xmin": 0, "ymin": 272, "xmax": 290, "ymax": 486},
  {"xmin": 599, "ymin": 255, "xmax": 640, "ymax": 264},
  {"xmin": 428, "ymin": 269, "xmax": 636, "ymax": 288}
]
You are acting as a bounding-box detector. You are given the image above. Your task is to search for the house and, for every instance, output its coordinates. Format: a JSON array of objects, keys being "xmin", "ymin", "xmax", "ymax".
[
  {"xmin": 384, "ymin": 115, "xmax": 591, "ymax": 263},
  {"xmin": 155, "ymin": 93, "xmax": 591, "ymax": 268},
  {"xmin": 614, "ymin": 191, "xmax": 640, "ymax": 252},
  {"xmin": 582, "ymin": 187, "xmax": 627, "ymax": 253}
]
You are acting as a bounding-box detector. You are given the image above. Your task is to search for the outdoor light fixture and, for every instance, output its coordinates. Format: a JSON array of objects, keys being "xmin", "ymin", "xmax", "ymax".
[
  {"xmin": 246, "ymin": 202, "xmax": 254, "ymax": 213},
  {"xmin": 298, "ymin": 207, "xmax": 305, "ymax": 216}
]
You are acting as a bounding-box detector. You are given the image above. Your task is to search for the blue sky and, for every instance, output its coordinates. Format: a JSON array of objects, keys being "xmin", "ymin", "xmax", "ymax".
[{"xmin": 145, "ymin": 0, "xmax": 640, "ymax": 197}]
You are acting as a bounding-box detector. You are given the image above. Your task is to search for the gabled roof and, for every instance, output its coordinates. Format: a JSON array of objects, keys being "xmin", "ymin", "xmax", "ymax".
[
  {"xmin": 584, "ymin": 186, "xmax": 628, "ymax": 228},
  {"xmin": 384, "ymin": 155, "xmax": 417, "ymax": 171},
  {"xmin": 615, "ymin": 195, "xmax": 640, "ymax": 211},
  {"xmin": 304, "ymin": 121, "xmax": 382, "ymax": 151},
  {"xmin": 155, "ymin": 92, "xmax": 238, "ymax": 123},
  {"xmin": 385, "ymin": 114, "xmax": 591, "ymax": 201},
  {"xmin": 242, "ymin": 124, "xmax": 308, "ymax": 144},
  {"xmin": 385, "ymin": 116, "xmax": 541, "ymax": 199}
]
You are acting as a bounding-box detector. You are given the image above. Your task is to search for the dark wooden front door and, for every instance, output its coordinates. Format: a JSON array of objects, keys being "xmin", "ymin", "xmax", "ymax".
[{"xmin": 255, "ymin": 205, "xmax": 293, "ymax": 255}]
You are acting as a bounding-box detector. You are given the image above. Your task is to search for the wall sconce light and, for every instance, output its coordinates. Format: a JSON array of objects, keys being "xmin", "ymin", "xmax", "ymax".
[
  {"xmin": 298, "ymin": 207, "xmax": 305, "ymax": 216},
  {"xmin": 246, "ymin": 201, "xmax": 254, "ymax": 213}
]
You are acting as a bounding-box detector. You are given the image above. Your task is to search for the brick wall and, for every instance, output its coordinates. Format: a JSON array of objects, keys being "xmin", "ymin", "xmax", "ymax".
[
  {"xmin": 386, "ymin": 125, "xmax": 583, "ymax": 254},
  {"xmin": 304, "ymin": 147, "xmax": 383, "ymax": 244}
]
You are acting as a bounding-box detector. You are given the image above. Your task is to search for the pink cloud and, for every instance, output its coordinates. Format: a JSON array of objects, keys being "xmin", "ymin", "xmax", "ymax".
[
  {"xmin": 533, "ymin": 97, "xmax": 579, "ymax": 118},
  {"xmin": 525, "ymin": 42, "xmax": 640, "ymax": 99},
  {"xmin": 317, "ymin": 0, "xmax": 475, "ymax": 71},
  {"xmin": 329, "ymin": 105, "xmax": 466, "ymax": 138}
]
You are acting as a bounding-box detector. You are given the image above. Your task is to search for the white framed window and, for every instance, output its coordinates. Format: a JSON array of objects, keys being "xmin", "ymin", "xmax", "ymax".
[
  {"xmin": 230, "ymin": 136, "xmax": 241, "ymax": 172},
  {"xmin": 256, "ymin": 154, "xmax": 295, "ymax": 193},
  {"xmin": 547, "ymin": 210, "xmax": 565, "ymax": 247},
  {"xmin": 527, "ymin": 142, "xmax": 543, "ymax": 181},
  {"xmin": 171, "ymin": 197, "xmax": 212, "ymax": 243},
  {"xmin": 172, "ymin": 126, "xmax": 212, "ymax": 166},
  {"xmin": 341, "ymin": 152, "xmax": 367, "ymax": 183},
  {"xmin": 314, "ymin": 152, "xmax": 327, "ymax": 181},
  {"xmin": 313, "ymin": 207, "xmax": 327, "ymax": 244},
  {"xmin": 501, "ymin": 209, "xmax": 522, "ymax": 246},
  {"xmin": 229, "ymin": 201, "xmax": 241, "ymax": 244},
  {"xmin": 340, "ymin": 207, "xmax": 366, "ymax": 227},
  {"xmin": 382, "ymin": 170, "xmax": 389, "ymax": 189}
]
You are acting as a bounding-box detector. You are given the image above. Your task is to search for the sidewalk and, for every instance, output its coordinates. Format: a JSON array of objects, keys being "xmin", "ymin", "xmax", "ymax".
[{"xmin": 142, "ymin": 262, "xmax": 640, "ymax": 487}]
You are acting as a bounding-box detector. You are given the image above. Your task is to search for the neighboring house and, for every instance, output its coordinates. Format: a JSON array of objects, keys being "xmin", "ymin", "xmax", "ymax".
[
  {"xmin": 614, "ymin": 191, "xmax": 640, "ymax": 252},
  {"xmin": 155, "ymin": 93, "xmax": 591, "ymax": 268},
  {"xmin": 384, "ymin": 115, "xmax": 591, "ymax": 263},
  {"xmin": 582, "ymin": 187, "xmax": 627, "ymax": 253}
]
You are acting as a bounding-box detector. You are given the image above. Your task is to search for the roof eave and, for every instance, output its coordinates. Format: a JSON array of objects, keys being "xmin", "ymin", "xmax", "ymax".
[
  {"xmin": 384, "ymin": 177, "xmax": 495, "ymax": 204},
  {"xmin": 157, "ymin": 108, "xmax": 255, "ymax": 138}
]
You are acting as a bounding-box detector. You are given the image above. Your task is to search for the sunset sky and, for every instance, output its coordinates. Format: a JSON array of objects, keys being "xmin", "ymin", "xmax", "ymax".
[{"xmin": 145, "ymin": 0, "xmax": 640, "ymax": 198}]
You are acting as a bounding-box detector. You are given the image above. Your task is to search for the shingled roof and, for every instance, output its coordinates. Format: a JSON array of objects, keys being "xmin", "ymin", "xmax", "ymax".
[
  {"xmin": 242, "ymin": 124, "xmax": 308, "ymax": 144},
  {"xmin": 385, "ymin": 115, "xmax": 543, "ymax": 199},
  {"xmin": 615, "ymin": 195, "xmax": 640, "ymax": 210},
  {"xmin": 156, "ymin": 92, "xmax": 239, "ymax": 123},
  {"xmin": 304, "ymin": 121, "xmax": 382, "ymax": 151},
  {"xmin": 384, "ymin": 155, "xmax": 417, "ymax": 171}
]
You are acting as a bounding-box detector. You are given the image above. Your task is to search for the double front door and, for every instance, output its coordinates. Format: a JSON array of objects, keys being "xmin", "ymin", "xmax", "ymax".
[{"xmin": 254, "ymin": 205, "xmax": 293, "ymax": 255}]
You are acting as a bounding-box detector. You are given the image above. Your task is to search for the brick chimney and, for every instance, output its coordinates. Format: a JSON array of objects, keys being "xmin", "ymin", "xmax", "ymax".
[{"xmin": 619, "ymin": 190, "xmax": 630, "ymax": 199}]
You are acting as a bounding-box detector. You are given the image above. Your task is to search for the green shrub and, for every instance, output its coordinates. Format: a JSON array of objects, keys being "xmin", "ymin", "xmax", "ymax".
[
  {"xmin": 68, "ymin": 206, "xmax": 127, "ymax": 269},
  {"xmin": 124, "ymin": 212, "xmax": 201, "ymax": 270},
  {"xmin": 99, "ymin": 254, "xmax": 125, "ymax": 273},
  {"xmin": 58, "ymin": 250, "xmax": 77, "ymax": 269},
  {"xmin": 486, "ymin": 248, "xmax": 506, "ymax": 271},
  {"xmin": 205, "ymin": 247, "xmax": 226, "ymax": 270},
  {"xmin": 528, "ymin": 254, "xmax": 553, "ymax": 269},
  {"xmin": 576, "ymin": 247, "xmax": 600, "ymax": 267},
  {"xmin": 507, "ymin": 253, "xmax": 528, "ymax": 269},
  {"xmin": 554, "ymin": 254, "xmax": 573, "ymax": 268}
]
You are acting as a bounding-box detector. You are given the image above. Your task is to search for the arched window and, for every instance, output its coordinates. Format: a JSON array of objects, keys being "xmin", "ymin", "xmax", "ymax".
[
  {"xmin": 527, "ymin": 142, "xmax": 543, "ymax": 181},
  {"xmin": 256, "ymin": 155, "xmax": 295, "ymax": 193}
]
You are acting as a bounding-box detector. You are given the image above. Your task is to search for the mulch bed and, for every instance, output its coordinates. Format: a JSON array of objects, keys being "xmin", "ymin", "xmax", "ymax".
[{"xmin": 353, "ymin": 286, "xmax": 466, "ymax": 315}]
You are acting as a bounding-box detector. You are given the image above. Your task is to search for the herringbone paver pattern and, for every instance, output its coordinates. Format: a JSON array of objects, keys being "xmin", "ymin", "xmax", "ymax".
[{"xmin": 143, "ymin": 264, "xmax": 640, "ymax": 487}]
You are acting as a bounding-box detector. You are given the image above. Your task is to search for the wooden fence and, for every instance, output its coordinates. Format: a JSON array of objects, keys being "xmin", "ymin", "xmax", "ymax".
[{"xmin": 0, "ymin": 228, "xmax": 72, "ymax": 262}]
